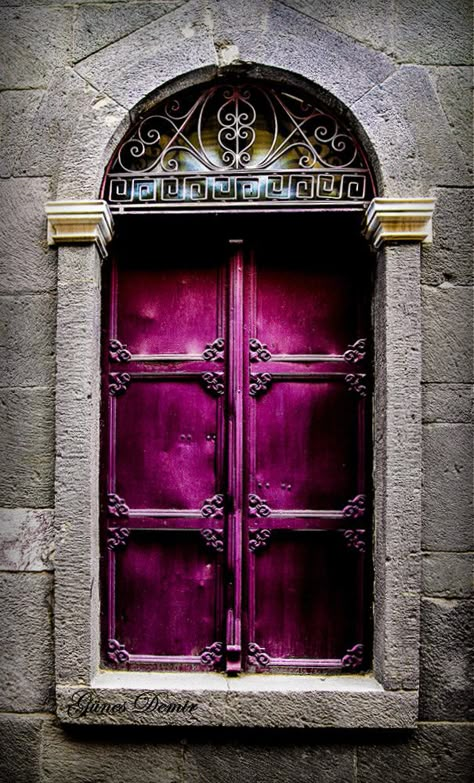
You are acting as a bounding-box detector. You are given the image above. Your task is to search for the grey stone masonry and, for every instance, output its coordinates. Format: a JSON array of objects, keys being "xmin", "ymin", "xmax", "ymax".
[
  {"xmin": 0, "ymin": 573, "xmax": 54, "ymax": 711},
  {"xmin": 0, "ymin": 508, "xmax": 54, "ymax": 571},
  {"xmin": 0, "ymin": 388, "xmax": 55, "ymax": 508},
  {"xmin": 420, "ymin": 597, "xmax": 473, "ymax": 721},
  {"xmin": 0, "ymin": 714, "xmax": 44, "ymax": 783},
  {"xmin": 0, "ymin": 0, "xmax": 473, "ymax": 777},
  {"xmin": 422, "ymin": 285, "xmax": 473, "ymax": 383},
  {"xmin": 0, "ymin": 178, "xmax": 55, "ymax": 294},
  {"xmin": 422, "ymin": 424, "xmax": 473, "ymax": 552}
]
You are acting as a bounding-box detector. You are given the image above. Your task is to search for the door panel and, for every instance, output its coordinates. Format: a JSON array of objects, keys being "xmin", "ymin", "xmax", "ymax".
[
  {"xmin": 116, "ymin": 252, "xmax": 221, "ymax": 356},
  {"xmin": 253, "ymin": 531, "xmax": 361, "ymax": 663},
  {"xmin": 114, "ymin": 530, "xmax": 221, "ymax": 659},
  {"xmin": 253, "ymin": 380, "xmax": 360, "ymax": 511},
  {"xmin": 244, "ymin": 237, "xmax": 369, "ymax": 671},
  {"xmin": 115, "ymin": 379, "xmax": 220, "ymax": 510},
  {"xmin": 256, "ymin": 253, "xmax": 361, "ymax": 356},
  {"xmin": 104, "ymin": 237, "xmax": 226, "ymax": 669}
]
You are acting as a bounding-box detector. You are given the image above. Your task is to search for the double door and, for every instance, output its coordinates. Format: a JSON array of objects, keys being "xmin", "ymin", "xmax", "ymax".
[{"xmin": 102, "ymin": 219, "xmax": 370, "ymax": 673}]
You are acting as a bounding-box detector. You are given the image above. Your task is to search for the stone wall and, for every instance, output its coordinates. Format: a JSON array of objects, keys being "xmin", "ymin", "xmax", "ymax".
[{"xmin": 0, "ymin": 0, "xmax": 472, "ymax": 780}]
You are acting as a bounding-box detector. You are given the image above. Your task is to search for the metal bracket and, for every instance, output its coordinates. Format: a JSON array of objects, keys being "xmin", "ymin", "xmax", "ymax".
[
  {"xmin": 107, "ymin": 527, "xmax": 130, "ymax": 550},
  {"xmin": 248, "ymin": 642, "xmax": 271, "ymax": 668},
  {"xmin": 107, "ymin": 638, "xmax": 130, "ymax": 664},
  {"xmin": 249, "ymin": 529, "xmax": 271, "ymax": 551},
  {"xmin": 344, "ymin": 373, "xmax": 367, "ymax": 397},
  {"xmin": 202, "ymin": 338, "xmax": 225, "ymax": 361},
  {"xmin": 201, "ymin": 371, "xmax": 224, "ymax": 396},
  {"xmin": 201, "ymin": 528, "xmax": 224, "ymax": 551},
  {"xmin": 249, "ymin": 372, "xmax": 272, "ymax": 397},
  {"xmin": 250, "ymin": 338, "xmax": 272, "ymax": 362},
  {"xmin": 109, "ymin": 339, "xmax": 132, "ymax": 363},
  {"xmin": 109, "ymin": 372, "xmax": 131, "ymax": 396},
  {"xmin": 341, "ymin": 643, "xmax": 364, "ymax": 671}
]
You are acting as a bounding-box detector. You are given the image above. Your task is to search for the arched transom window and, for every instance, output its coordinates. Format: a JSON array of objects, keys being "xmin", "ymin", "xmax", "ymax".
[{"xmin": 102, "ymin": 81, "xmax": 375, "ymax": 212}]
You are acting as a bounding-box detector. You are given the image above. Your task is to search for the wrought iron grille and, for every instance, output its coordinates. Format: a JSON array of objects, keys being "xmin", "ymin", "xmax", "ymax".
[{"xmin": 102, "ymin": 82, "xmax": 375, "ymax": 211}]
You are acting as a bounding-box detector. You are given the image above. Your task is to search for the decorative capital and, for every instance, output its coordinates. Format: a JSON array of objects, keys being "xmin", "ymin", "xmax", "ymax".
[
  {"xmin": 45, "ymin": 200, "xmax": 114, "ymax": 258},
  {"xmin": 364, "ymin": 198, "xmax": 435, "ymax": 248}
]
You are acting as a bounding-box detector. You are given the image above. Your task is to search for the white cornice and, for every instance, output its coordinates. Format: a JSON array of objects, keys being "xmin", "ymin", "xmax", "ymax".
[
  {"xmin": 364, "ymin": 198, "xmax": 435, "ymax": 248},
  {"xmin": 46, "ymin": 200, "xmax": 114, "ymax": 257}
]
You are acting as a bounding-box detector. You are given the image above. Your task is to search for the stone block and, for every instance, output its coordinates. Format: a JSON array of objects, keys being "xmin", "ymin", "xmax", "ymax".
[
  {"xmin": 41, "ymin": 720, "xmax": 184, "ymax": 783},
  {"xmin": 0, "ymin": 7, "xmax": 73, "ymax": 89},
  {"xmin": 422, "ymin": 553, "xmax": 473, "ymax": 598},
  {"xmin": 351, "ymin": 84, "xmax": 422, "ymax": 197},
  {"xmin": 393, "ymin": 0, "xmax": 473, "ymax": 65},
  {"xmin": 0, "ymin": 714, "xmax": 43, "ymax": 783},
  {"xmin": 422, "ymin": 285, "xmax": 473, "ymax": 383},
  {"xmin": 279, "ymin": 0, "xmax": 394, "ymax": 53},
  {"xmin": 75, "ymin": 1, "xmax": 217, "ymax": 111},
  {"xmin": 0, "ymin": 90, "xmax": 44, "ymax": 178},
  {"xmin": 0, "ymin": 508, "xmax": 54, "ymax": 571},
  {"xmin": 0, "ymin": 572, "xmax": 54, "ymax": 711},
  {"xmin": 262, "ymin": 1, "xmax": 395, "ymax": 104},
  {"xmin": 378, "ymin": 555, "xmax": 421, "ymax": 689},
  {"xmin": 1, "ymin": 293, "xmax": 56, "ymax": 387},
  {"xmin": 183, "ymin": 738, "xmax": 355, "ymax": 783},
  {"xmin": 378, "ymin": 66, "xmax": 471, "ymax": 188},
  {"xmin": 420, "ymin": 597, "xmax": 473, "ymax": 721},
  {"xmin": 0, "ymin": 178, "xmax": 56, "ymax": 294},
  {"xmin": 422, "ymin": 424, "xmax": 473, "ymax": 551},
  {"xmin": 73, "ymin": 0, "xmax": 185, "ymax": 62},
  {"xmin": 428, "ymin": 67, "xmax": 473, "ymax": 178},
  {"xmin": 0, "ymin": 388, "xmax": 54, "ymax": 507},
  {"xmin": 357, "ymin": 723, "xmax": 474, "ymax": 783},
  {"xmin": 422, "ymin": 188, "xmax": 474, "ymax": 286},
  {"xmin": 422, "ymin": 383, "xmax": 473, "ymax": 424},
  {"xmin": 18, "ymin": 67, "xmax": 128, "ymax": 195}
]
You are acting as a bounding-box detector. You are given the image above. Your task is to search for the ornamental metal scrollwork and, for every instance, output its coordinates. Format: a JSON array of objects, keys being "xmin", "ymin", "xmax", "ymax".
[
  {"xmin": 107, "ymin": 527, "xmax": 130, "ymax": 550},
  {"xmin": 342, "ymin": 494, "xmax": 366, "ymax": 519},
  {"xmin": 343, "ymin": 339, "xmax": 367, "ymax": 364},
  {"xmin": 200, "ymin": 641, "xmax": 223, "ymax": 667},
  {"xmin": 249, "ymin": 338, "xmax": 272, "ymax": 362},
  {"xmin": 248, "ymin": 494, "xmax": 272, "ymax": 518},
  {"xmin": 343, "ymin": 528, "xmax": 366, "ymax": 553},
  {"xmin": 201, "ymin": 371, "xmax": 224, "ymax": 396},
  {"xmin": 341, "ymin": 643, "xmax": 364, "ymax": 671},
  {"xmin": 200, "ymin": 494, "xmax": 225, "ymax": 518},
  {"xmin": 201, "ymin": 528, "xmax": 224, "ymax": 551},
  {"xmin": 344, "ymin": 373, "xmax": 367, "ymax": 397},
  {"xmin": 109, "ymin": 372, "xmax": 131, "ymax": 396},
  {"xmin": 249, "ymin": 529, "xmax": 271, "ymax": 551},
  {"xmin": 250, "ymin": 372, "xmax": 272, "ymax": 397},
  {"xmin": 248, "ymin": 642, "xmax": 271, "ymax": 668},
  {"xmin": 104, "ymin": 82, "xmax": 374, "ymax": 210},
  {"xmin": 202, "ymin": 338, "xmax": 225, "ymax": 361},
  {"xmin": 109, "ymin": 339, "xmax": 132, "ymax": 363},
  {"xmin": 107, "ymin": 493, "xmax": 130, "ymax": 518},
  {"xmin": 107, "ymin": 639, "xmax": 130, "ymax": 664}
]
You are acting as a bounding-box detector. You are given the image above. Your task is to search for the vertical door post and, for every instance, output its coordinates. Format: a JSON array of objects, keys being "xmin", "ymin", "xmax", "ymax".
[{"xmin": 225, "ymin": 240, "xmax": 245, "ymax": 673}]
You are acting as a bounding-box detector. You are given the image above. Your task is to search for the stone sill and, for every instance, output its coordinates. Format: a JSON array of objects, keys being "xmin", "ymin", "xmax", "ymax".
[{"xmin": 56, "ymin": 673, "xmax": 418, "ymax": 728}]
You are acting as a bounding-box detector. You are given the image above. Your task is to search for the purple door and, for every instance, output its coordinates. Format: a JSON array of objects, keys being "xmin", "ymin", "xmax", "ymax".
[{"xmin": 102, "ymin": 221, "xmax": 370, "ymax": 673}]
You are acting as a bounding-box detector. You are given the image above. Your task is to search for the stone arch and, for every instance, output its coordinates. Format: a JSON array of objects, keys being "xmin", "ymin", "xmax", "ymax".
[{"xmin": 52, "ymin": 4, "xmax": 424, "ymax": 202}]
